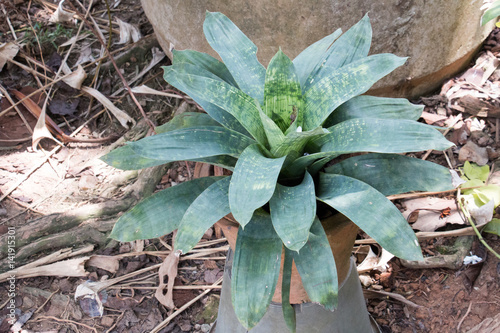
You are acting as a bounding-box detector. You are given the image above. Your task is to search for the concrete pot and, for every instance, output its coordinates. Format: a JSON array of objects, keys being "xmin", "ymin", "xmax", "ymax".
[{"xmin": 141, "ymin": 0, "xmax": 494, "ymax": 98}]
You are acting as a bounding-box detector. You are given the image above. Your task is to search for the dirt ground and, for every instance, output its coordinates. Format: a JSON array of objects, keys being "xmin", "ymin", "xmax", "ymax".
[{"xmin": 0, "ymin": 1, "xmax": 499, "ymax": 333}]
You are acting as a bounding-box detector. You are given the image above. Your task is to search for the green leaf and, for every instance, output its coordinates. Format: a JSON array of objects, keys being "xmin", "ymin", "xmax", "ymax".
[
  {"xmin": 204, "ymin": 11, "xmax": 266, "ymax": 103},
  {"xmin": 325, "ymin": 153, "xmax": 453, "ymax": 196},
  {"xmin": 231, "ymin": 209, "xmax": 282, "ymax": 329},
  {"xmin": 462, "ymin": 179, "xmax": 486, "ymax": 193},
  {"xmin": 101, "ymin": 145, "xmax": 171, "ymax": 170},
  {"xmin": 463, "ymin": 161, "xmax": 490, "ymax": 182},
  {"xmin": 483, "ymin": 218, "xmax": 500, "ymax": 235},
  {"xmin": 164, "ymin": 65, "xmax": 267, "ymax": 144},
  {"xmin": 110, "ymin": 177, "xmax": 222, "ymax": 241},
  {"xmin": 127, "ymin": 126, "xmax": 255, "ymax": 161},
  {"xmin": 257, "ymin": 103, "xmax": 286, "ymax": 151},
  {"xmin": 303, "ymin": 54, "xmax": 407, "ymax": 130},
  {"xmin": 317, "ymin": 173, "xmax": 423, "ymax": 261},
  {"xmin": 271, "ymin": 127, "xmax": 326, "ymax": 158},
  {"xmin": 315, "ymin": 118, "xmax": 453, "ymax": 153},
  {"xmin": 264, "ymin": 50, "xmax": 303, "ymax": 132},
  {"xmin": 172, "ymin": 49, "xmax": 238, "ymax": 86},
  {"xmin": 303, "ymin": 14, "xmax": 372, "ymax": 91},
  {"xmin": 163, "ymin": 64, "xmax": 252, "ymax": 136},
  {"xmin": 481, "ymin": 2, "xmax": 500, "ymax": 26},
  {"xmin": 293, "ymin": 28, "xmax": 342, "ymax": 89},
  {"xmin": 229, "ymin": 144, "xmax": 286, "ymax": 226},
  {"xmin": 470, "ymin": 185, "xmax": 500, "ymax": 207},
  {"xmin": 291, "ymin": 217, "xmax": 338, "ymax": 310},
  {"xmin": 282, "ymin": 248, "xmax": 296, "ymax": 333},
  {"xmin": 270, "ymin": 172, "xmax": 316, "ymax": 251},
  {"xmin": 156, "ymin": 112, "xmax": 221, "ymax": 134},
  {"xmin": 175, "ymin": 177, "xmax": 231, "ymax": 254},
  {"xmin": 324, "ymin": 95, "xmax": 423, "ymax": 127}
]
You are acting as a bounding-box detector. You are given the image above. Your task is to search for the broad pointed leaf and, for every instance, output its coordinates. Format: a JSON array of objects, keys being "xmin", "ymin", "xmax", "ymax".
[
  {"xmin": 325, "ymin": 153, "xmax": 453, "ymax": 195},
  {"xmin": 303, "ymin": 54, "xmax": 407, "ymax": 130},
  {"xmin": 304, "ymin": 14, "xmax": 372, "ymax": 91},
  {"xmin": 264, "ymin": 50, "xmax": 303, "ymax": 132},
  {"xmin": 232, "ymin": 209, "xmax": 282, "ymax": 329},
  {"xmin": 204, "ymin": 11, "xmax": 266, "ymax": 102},
  {"xmin": 109, "ymin": 177, "xmax": 222, "ymax": 241},
  {"xmin": 317, "ymin": 173, "xmax": 423, "ymax": 260},
  {"xmin": 270, "ymin": 172, "xmax": 316, "ymax": 251},
  {"xmin": 172, "ymin": 49, "xmax": 237, "ymax": 86},
  {"xmin": 175, "ymin": 177, "xmax": 231, "ymax": 254},
  {"xmin": 229, "ymin": 144, "xmax": 286, "ymax": 226},
  {"xmin": 293, "ymin": 28, "xmax": 342, "ymax": 88},
  {"xmin": 482, "ymin": 2, "xmax": 500, "ymax": 26},
  {"xmin": 257, "ymin": 104, "xmax": 285, "ymax": 151},
  {"xmin": 164, "ymin": 66, "xmax": 267, "ymax": 144},
  {"xmin": 101, "ymin": 145, "xmax": 171, "ymax": 170},
  {"xmin": 315, "ymin": 118, "xmax": 453, "ymax": 153},
  {"xmin": 291, "ymin": 217, "xmax": 338, "ymax": 310},
  {"xmin": 156, "ymin": 112, "xmax": 221, "ymax": 134},
  {"xmin": 271, "ymin": 127, "xmax": 326, "ymax": 158},
  {"xmin": 282, "ymin": 248, "xmax": 296, "ymax": 333},
  {"xmin": 325, "ymin": 95, "xmax": 423, "ymax": 127},
  {"xmin": 127, "ymin": 126, "xmax": 255, "ymax": 161},
  {"xmin": 163, "ymin": 65, "xmax": 250, "ymax": 136}
]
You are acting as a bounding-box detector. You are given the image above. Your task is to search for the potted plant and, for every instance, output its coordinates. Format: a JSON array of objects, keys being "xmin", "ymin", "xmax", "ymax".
[{"xmin": 102, "ymin": 12, "xmax": 454, "ymax": 332}]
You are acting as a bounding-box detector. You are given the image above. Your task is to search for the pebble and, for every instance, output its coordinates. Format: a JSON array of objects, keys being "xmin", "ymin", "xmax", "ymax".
[{"xmin": 201, "ymin": 323, "xmax": 212, "ymax": 332}]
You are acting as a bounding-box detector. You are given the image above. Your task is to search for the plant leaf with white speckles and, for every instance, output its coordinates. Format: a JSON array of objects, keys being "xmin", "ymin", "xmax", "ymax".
[
  {"xmin": 303, "ymin": 54, "xmax": 407, "ymax": 130},
  {"xmin": 317, "ymin": 173, "xmax": 423, "ymax": 261},
  {"xmin": 270, "ymin": 172, "xmax": 316, "ymax": 252},
  {"xmin": 109, "ymin": 177, "xmax": 223, "ymax": 241},
  {"xmin": 325, "ymin": 153, "xmax": 453, "ymax": 196},
  {"xmin": 264, "ymin": 50, "xmax": 303, "ymax": 132},
  {"xmin": 127, "ymin": 126, "xmax": 255, "ymax": 161},
  {"xmin": 175, "ymin": 177, "xmax": 231, "ymax": 254},
  {"xmin": 316, "ymin": 118, "xmax": 453, "ymax": 153},
  {"xmin": 231, "ymin": 209, "xmax": 282, "ymax": 329},
  {"xmin": 156, "ymin": 112, "xmax": 222, "ymax": 134},
  {"xmin": 325, "ymin": 95, "xmax": 423, "ymax": 127},
  {"xmin": 229, "ymin": 144, "xmax": 286, "ymax": 226},
  {"xmin": 291, "ymin": 216, "xmax": 338, "ymax": 309},
  {"xmin": 204, "ymin": 11, "xmax": 266, "ymax": 103},
  {"xmin": 293, "ymin": 28, "xmax": 342, "ymax": 89}
]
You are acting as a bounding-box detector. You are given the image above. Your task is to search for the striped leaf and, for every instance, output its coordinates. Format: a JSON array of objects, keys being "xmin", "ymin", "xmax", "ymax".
[
  {"xmin": 293, "ymin": 28, "xmax": 342, "ymax": 88},
  {"xmin": 264, "ymin": 50, "xmax": 303, "ymax": 132},
  {"xmin": 163, "ymin": 64, "xmax": 250, "ymax": 136},
  {"xmin": 164, "ymin": 65, "xmax": 267, "ymax": 144},
  {"xmin": 175, "ymin": 177, "xmax": 231, "ymax": 254},
  {"xmin": 303, "ymin": 54, "xmax": 407, "ymax": 130},
  {"xmin": 316, "ymin": 118, "xmax": 453, "ymax": 153},
  {"xmin": 101, "ymin": 145, "xmax": 171, "ymax": 170},
  {"xmin": 172, "ymin": 49, "xmax": 237, "ymax": 86},
  {"xmin": 291, "ymin": 217, "xmax": 338, "ymax": 310},
  {"xmin": 303, "ymin": 14, "xmax": 372, "ymax": 91},
  {"xmin": 109, "ymin": 177, "xmax": 222, "ymax": 241},
  {"xmin": 270, "ymin": 172, "xmax": 316, "ymax": 251},
  {"xmin": 271, "ymin": 126, "xmax": 326, "ymax": 158},
  {"xmin": 325, "ymin": 153, "xmax": 453, "ymax": 196},
  {"xmin": 325, "ymin": 95, "xmax": 423, "ymax": 127},
  {"xmin": 229, "ymin": 144, "xmax": 286, "ymax": 226},
  {"xmin": 204, "ymin": 11, "xmax": 266, "ymax": 103},
  {"xmin": 156, "ymin": 112, "xmax": 221, "ymax": 134},
  {"xmin": 127, "ymin": 126, "xmax": 255, "ymax": 161},
  {"xmin": 232, "ymin": 209, "xmax": 282, "ymax": 329},
  {"xmin": 317, "ymin": 173, "xmax": 423, "ymax": 260}
]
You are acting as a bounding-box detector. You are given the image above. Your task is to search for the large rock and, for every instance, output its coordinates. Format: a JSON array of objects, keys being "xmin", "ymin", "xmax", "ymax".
[{"xmin": 141, "ymin": 0, "xmax": 495, "ymax": 98}]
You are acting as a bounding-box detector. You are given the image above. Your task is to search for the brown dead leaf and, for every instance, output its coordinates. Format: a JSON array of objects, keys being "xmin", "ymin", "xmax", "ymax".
[
  {"xmin": 458, "ymin": 140, "xmax": 489, "ymax": 166},
  {"xmin": 86, "ymin": 255, "xmax": 120, "ymax": 273},
  {"xmin": 155, "ymin": 250, "xmax": 180, "ymax": 309},
  {"xmin": 420, "ymin": 111, "xmax": 448, "ymax": 125},
  {"xmin": 402, "ymin": 197, "xmax": 464, "ymax": 232}
]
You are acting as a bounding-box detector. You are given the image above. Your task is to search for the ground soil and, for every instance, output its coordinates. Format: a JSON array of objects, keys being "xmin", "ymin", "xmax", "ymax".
[{"xmin": 0, "ymin": 1, "xmax": 499, "ymax": 333}]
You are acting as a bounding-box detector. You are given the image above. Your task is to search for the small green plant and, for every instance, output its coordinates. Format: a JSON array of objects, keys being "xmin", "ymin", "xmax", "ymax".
[
  {"xmin": 22, "ymin": 22, "xmax": 74, "ymax": 50},
  {"xmin": 102, "ymin": 12, "xmax": 454, "ymax": 331}
]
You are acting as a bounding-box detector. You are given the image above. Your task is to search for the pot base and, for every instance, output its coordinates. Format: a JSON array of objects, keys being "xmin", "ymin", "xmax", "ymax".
[{"xmin": 213, "ymin": 249, "xmax": 378, "ymax": 333}]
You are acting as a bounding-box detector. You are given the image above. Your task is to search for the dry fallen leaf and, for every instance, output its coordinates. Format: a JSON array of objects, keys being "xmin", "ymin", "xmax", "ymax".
[
  {"xmin": 402, "ymin": 197, "xmax": 464, "ymax": 232},
  {"xmin": 0, "ymin": 42, "xmax": 19, "ymax": 71},
  {"xmin": 86, "ymin": 255, "xmax": 120, "ymax": 274},
  {"xmin": 116, "ymin": 18, "xmax": 142, "ymax": 44},
  {"xmin": 50, "ymin": 0, "xmax": 74, "ymax": 23},
  {"xmin": 155, "ymin": 250, "xmax": 180, "ymax": 309},
  {"xmin": 81, "ymin": 86, "xmax": 135, "ymax": 128}
]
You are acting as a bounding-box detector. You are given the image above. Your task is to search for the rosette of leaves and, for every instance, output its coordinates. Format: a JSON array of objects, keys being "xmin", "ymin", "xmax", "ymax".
[{"xmin": 102, "ymin": 12, "xmax": 454, "ymax": 331}]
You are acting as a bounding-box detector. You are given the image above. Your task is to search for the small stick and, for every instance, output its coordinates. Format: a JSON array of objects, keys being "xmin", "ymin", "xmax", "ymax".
[{"xmin": 456, "ymin": 301, "xmax": 473, "ymax": 332}]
